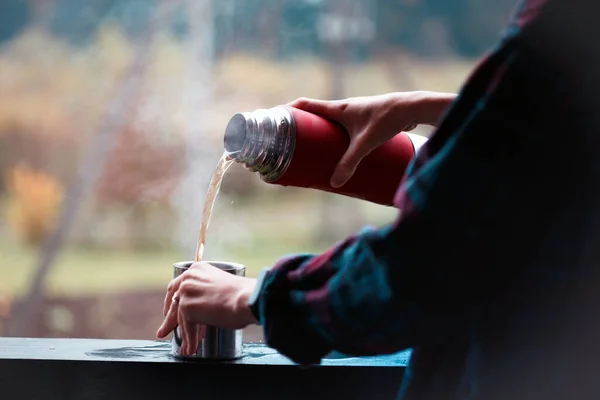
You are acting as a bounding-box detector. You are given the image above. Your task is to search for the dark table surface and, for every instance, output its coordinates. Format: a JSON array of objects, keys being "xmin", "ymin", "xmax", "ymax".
[
  {"xmin": 0, "ymin": 338, "xmax": 411, "ymax": 400},
  {"xmin": 0, "ymin": 337, "xmax": 411, "ymax": 366}
]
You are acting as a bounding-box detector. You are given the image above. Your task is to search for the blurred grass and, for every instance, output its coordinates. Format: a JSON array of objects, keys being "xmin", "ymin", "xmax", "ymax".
[
  {"xmin": 0, "ymin": 235, "xmax": 181, "ymax": 297},
  {"xmin": 0, "ymin": 233, "xmax": 310, "ymax": 297},
  {"xmin": 0, "ymin": 190, "xmax": 379, "ymax": 297},
  {"xmin": 0, "ymin": 190, "xmax": 396, "ymax": 298}
]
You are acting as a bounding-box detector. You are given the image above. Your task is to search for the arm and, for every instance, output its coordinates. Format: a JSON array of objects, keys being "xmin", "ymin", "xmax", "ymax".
[
  {"xmin": 254, "ymin": 46, "xmax": 536, "ymax": 365},
  {"xmin": 406, "ymin": 91, "xmax": 457, "ymax": 127},
  {"xmin": 255, "ymin": 139, "xmax": 500, "ymax": 364}
]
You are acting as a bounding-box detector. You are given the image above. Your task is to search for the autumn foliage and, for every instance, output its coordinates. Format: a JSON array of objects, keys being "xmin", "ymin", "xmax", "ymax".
[
  {"xmin": 95, "ymin": 126, "xmax": 184, "ymax": 205},
  {"xmin": 5, "ymin": 164, "xmax": 64, "ymax": 247}
]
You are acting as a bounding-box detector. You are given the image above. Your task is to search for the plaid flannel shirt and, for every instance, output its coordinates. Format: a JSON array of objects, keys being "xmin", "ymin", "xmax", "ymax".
[{"xmin": 256, "ymin": 1, "xmax": 600, "ymax": 398}]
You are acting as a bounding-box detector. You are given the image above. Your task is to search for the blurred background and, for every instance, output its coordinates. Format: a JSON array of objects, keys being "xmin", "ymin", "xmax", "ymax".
[{"xmin": 0, "ymin": 0, "xmax": 515, "ymax": 341}]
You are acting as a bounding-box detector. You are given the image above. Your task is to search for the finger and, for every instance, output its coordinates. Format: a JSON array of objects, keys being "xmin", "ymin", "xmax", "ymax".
[
  {"xmin": 187, "ymin": 323, "xmax": 201, "ymax": 356},
  {"xmin": 188, "ymin": 261, "xmax": 209, "ymax": 271},
  {"xmin": 163, "ymin": 274, "xmax": 186, "ymax": 316},
  {"xmin": 163, "ymin": 273, "xmax": 186, "ymax": 316},
  {"xmin": 179, "ymin": 307, "xmax": 191, "ymax": 356},
  {"xmin": 156, "ymin": 294, "xmax": 180, "ymax": 339},
  {"xmin": 287, "ymin": 97, "xmax": 343, "ymax": 119},
  {"xmin": 330, "ymin": 138, "xmax": 373, "ymax": 188}
]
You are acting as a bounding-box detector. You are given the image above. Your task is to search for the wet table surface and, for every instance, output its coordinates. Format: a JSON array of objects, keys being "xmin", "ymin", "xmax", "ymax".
[
  {"xmin": 0, "ymin": 338, "xmax": 411, "ymax": 400},
  {"xmin": 0, "ymin": 337, "xmax": 412, "ymax": 366}
]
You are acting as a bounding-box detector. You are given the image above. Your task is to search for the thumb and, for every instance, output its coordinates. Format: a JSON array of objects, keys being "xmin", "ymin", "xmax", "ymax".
[
  {"xmin": 330, "ymin": 138, "xmax": 371, "ymax": 188},
  {"xmin": 287, "ymin": 97, "xmax": 342, "ymax": 120}
]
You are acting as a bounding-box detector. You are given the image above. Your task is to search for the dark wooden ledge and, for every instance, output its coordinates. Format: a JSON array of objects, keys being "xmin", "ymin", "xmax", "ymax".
[{"xmin": 0, "ymin": 338, "xmax": 411, "ymax": 400}]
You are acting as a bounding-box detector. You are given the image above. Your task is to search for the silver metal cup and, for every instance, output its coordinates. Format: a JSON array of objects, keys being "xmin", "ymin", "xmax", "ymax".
[{"xmin": 170, "ymin": 260, "xmax": 245, "ymax": 360}]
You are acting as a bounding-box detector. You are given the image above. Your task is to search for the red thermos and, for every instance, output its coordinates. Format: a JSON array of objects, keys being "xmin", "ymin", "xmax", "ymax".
[{"xmin": 223, "ymin": 105, "xmax": 427, "ymax": 206}]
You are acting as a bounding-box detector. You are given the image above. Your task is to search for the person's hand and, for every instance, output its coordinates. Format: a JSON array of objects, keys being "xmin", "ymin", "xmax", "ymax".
[
  {"xmin": 288, "ymin": 91, "xmax": 456, "ymax": 188},
  {"xmin": 156, "ymin": 262, "xmax": 257, "ymax": 356}
]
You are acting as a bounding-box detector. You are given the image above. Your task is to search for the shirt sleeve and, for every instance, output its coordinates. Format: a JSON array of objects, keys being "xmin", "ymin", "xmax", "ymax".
[{"xmin": 256, "ymin": 35, "xmax": 548, "ymax": 366}]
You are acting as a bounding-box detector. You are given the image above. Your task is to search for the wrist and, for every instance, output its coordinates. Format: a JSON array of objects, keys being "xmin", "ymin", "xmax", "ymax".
[
  {"xmin": 408, "ymin": 91, "xmax": 457, "ymax": 126},
  {"xmin": 234, "ymin": 278, "xmax": 258, "ymax": 327}
]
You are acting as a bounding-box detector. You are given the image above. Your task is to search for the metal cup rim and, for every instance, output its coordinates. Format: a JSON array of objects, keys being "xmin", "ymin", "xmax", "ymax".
[{"xmin": 173, "ymin": 260, "xmax": 245, "ymax": 272}]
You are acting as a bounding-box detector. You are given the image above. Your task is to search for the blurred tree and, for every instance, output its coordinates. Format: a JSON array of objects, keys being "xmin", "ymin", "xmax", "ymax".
[
  {"xmin": 96, "ymin": 126, "xmax": 184, "ymax": 206},
  {"xmin": 49, "ymin": 0, "xmax": 114, "ymax": 45},
  {"xmin": 5, "ymin": 164, "xmax": 64, "ymax": 247},
  {"xmin": 0, "ymin": 0, "xmax": 519, "ymax": 60},
  {"xmin": 428, "ymin": 0, "xmax": 515, "ymax": 57},
  {"xmin": 0, "ymin": 119, "xmax": 81, "ymax": 197},
  {"xmin": 6, "ymin": 0, "xmax": 178, "ymax": 337},
  {"xmin": 27, "ymin": 0, "xmax": 56, "ymax": 29},
  {"xmin": 0, "ymin": 0, "xmax": 28, "ymax": 44},
  {"xmin": 256, "ymin": 0, "xmax": 284, "ymax": 56},
  {"xmin": 95, "ymin": 125, "xmax": 184, "ymax": 249},
  {"xmin": 278, "ymin": 0, "xmax": 324, "ymax": 59}
]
